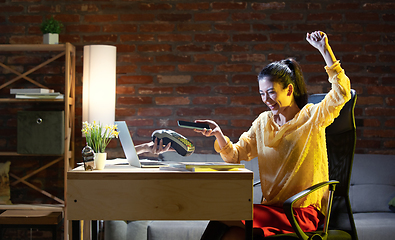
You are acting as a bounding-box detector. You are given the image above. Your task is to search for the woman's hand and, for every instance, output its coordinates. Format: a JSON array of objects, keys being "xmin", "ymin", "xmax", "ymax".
[
  {"xmin": 193, "ymin": 120, "xmax": 222, "ymax": 138},
  {"xmin": 135, "ymin": 138, "xmax": 173, "ymax": 155},
  {"xmin": 306, "ymin": 31, "xmax": 336, "ymax": 67},
  {"xmin": 306, "ymin": 31, "xmax": 328, "ymax": 52},
  {"xmin": 194, "ymin": 120, "xmax": 228, "ymax": 150}
]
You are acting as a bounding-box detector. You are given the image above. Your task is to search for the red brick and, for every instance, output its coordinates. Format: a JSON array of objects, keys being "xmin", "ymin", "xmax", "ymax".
[
  {"xmin": 140, "ymin": 23, "xmax": 174, "ymax": 32},
  {"xmin": 345, "ymin": 13, "xmax": 379, "ymax": 21},
  {"xmin": 65, "ymin": 4, "xmax": 99, "ymax": 12},
  {"xmin": 120, "ymin": 14, "xmax": 155, "ymax": 22},
  {"xmin": 103, "ymin": 24, "xmax": 137, "ymax": 33},
  {"xmin": 176, "ymin": 3, "xmax": 210, "ymax": 10},
  {"xmin": 326, "ymin": 3, "xmax": 359, "ymax": 10},
  {"xmin": 383, "ymin": 14, "xmax": 395, "ymax": 21},
  {"xmin": 231, "ymin": 54, "xmax": 265, "ymax": 62},
  {"xmin": 117, "ymin": 96, "xmax": 152, "ymax": 105},
  {"xmin": 233, "ymin": 34, "xmax": 267, "ymax": 42},
  {"xmin": 231, "ymin": 96, "xmax": 261, "ymax": 105},
  {"xmin": 215, "ymin": 107, "xmax": 250, "ymax": 116},
  {"xmin": 126, "ymin": 119, "xmax": 154, "ymax": 127},
  {"xmin": 118, "ymin": 54, "xmax": 153, "ymax": 63},
  {"xmin": 193, "ymin": 96, "xmax": 228, "ymax": 105},
  {"xmin": 138, "ymin": 87, "xmax": 173, "ymax": 95},
  {"xmin": 158, "ymin": 14, "xmax": 192, "ymax": 22},
  {"xmin": 355, "ymin": 139, "xmax": 381, "ymax": 150},
  {"xmin": 156, "ymin": 54, "xmax": 191, "ymax": 63},
  {"xmin": 141, "ymin": 65, "xmax": 175, "ymax": 73},
  {"xmin": 118, "ymin": 75, "xmax": 153, "ymax": 84},
  {"xmin": 137, "ymin": 44, "xmax": 171, "ymax": 52},
  {"xmin": 155, "ymin": 97, "xmax": 190, "ymax": 105},
  {"xmin": 270, "ymin": 33, "xmax": 303, "ymax": 42},
  {"xmin": 362, "ymin": 3, "xmax": 395, "ymax": 11},
  {"xmin": 379, "ymin": 54, "xmax": 395, "ymax": 63},
  {"xmin": 0, "ymin": 5, "xmax": 24, "ymax": 12},
  {"xmin": 386, "ymin": 97, "xmax": 395, "ymax": 106},
  {"xmin": 177, "ymin": 23, "xmax": 211, "ymax": 32},
  {"xmin": 195, "ymin": 12, "xmax": 229, "ymax": 21},
  {"xmin": 366, "ymin": 44, "xmax": 395, "ymax": 53},
  {"xmin": 343, "ymin": 54, "xmax": 376, "ymax": 63},
  {"xmin": 232, "ymin": 75, "xmax": 258, "ymax": 84},
  {"xmin": 363, "ymin": 129, "xmax": 395, "ymax": 138},
  {"xmin": 331, "ymin": 24, "xmax": 364, "ymax": 32},
  {"xmin": 366, "ymin": 24, "xmax": 395, "ymax": 33},
  {"xmin": 384, "ymin": 140, "xmax": 395, "ymax": 148},
  {"xmin": 382, "ymin": 77, "xmax": 395, "ymax": 85},
  {"xmin": 9, "ymin": 15, "xmax": 42, "ymax": 23},
  {"xmin": 120, "ymin": 34, "xmax": 155, "ymax": 42},
  {"xmin": 365, "ymin": 107, "xmax": 395, "ymax": 116},
  {"xmin": 385, "ymin": 119, "xmax": 395, "ymax": 127},
  {"xmin": 116, "ymin": 108, "xmax": 136, "ymax": 117},
  {"xmin": 116, "ymin": 86, "xmax": 135, "ymax": 95},
  {"xmin": 178, "ymin": 64, "xmax": 214, "ymax": 72},
  {"xmin": 290, "ymin": 3, "xmax": 321, "ymax": 10},
  {"xmin": 214, "ymin": 86, "xmax": 249, "ymax": 94},
  {"xmin": 363, "ymin": 119, "xmax": 381, "ymax": 127},
  {"xmin": 231, "ymin": 119, "xmax": 254, "ymax": 128},
  {"xmin": 176, "ymin": 86, "xmax": 211, "ymax": 95},
  {"xmin": 176, "ymin": 107, "xmax": 213, "ymax": 116},
  {"xmin": 67, "ymin": 24, "xmax": 101, "ymax": 33},
  {"xmin": 194, "ymin": 75, "xmax": 228, "ymax": 83},
  {"xmin": 138, "ymin": 108, "xmax": 172, "ymax": 117},
  {"xmin": 254, "ymin": 44, "xmax": 285, "ymax": 51},
  {"xmin": 214, "ymin": 44, "xmax": 249, "ymax": 52},
  {"xmin": 271, "ymin": 13, "xmax": 303, "ymax": 21},
  {"xmin": 116, "ymin": 65, "xmax": 138, "ymax": 74},
  {"xmin": 195, "ymin": 34, "xmax": 229, "ymax": 43},
  {"xmin": 158, "ymin": 34, "xmax": 192, "ymax": 42},
  {"xmin": 346, "ymin": 33, "xmax": 381, "ymax": 43},
  {"xmin": 84, "ymin": 14, "xmax": 118, "ymax": 23},
  {"xmin": 252, "ymin": 2, "xmax": 285, "ymax": 10},
  {"xmin": 194, "ymin": 54, "xmax": 228, "ymax": 63},
  {"xmin": 177, "ymin": 44, "xmax": 211, "ymax": 52},
  {"xmin": 158, "ymin": 75, "xmax": 191, "ymax": 84},
  {"xmin": 232, "ymin": 13, "xmax": 266, "ymax": 21},
  {"xmin": 212, "ymin": 2, "xmax": 247, "ymax": 10},
  {"xmin": 252, "ymin": 24, "xmax": 271, "ymax": 32},
  {"xmin": 215, "ymin": 23, "xmax": 250, "ymax": 32},
  {"xmin": 357, "ymin": 96, "xmax": 383, "ymax": 105},
  {"xmin": 0, "ymin": 26, "xmax": 25, "ymax": 34},
  {"xmin": 368, "ymin": 86, "xmax": 395, "ymax": 95},
  {"xmin": 217, "ymin": 64, "xmax": 252, "ymax": 72},
  {"xmin": 139, "ymin": 3, "xmax": 172, "ymax": 11}
]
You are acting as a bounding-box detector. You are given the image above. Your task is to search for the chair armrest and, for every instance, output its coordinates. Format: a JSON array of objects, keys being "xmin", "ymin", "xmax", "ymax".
[{"xmin": 283, "ymin": 180, "xmax": 339, "ymax": 240}]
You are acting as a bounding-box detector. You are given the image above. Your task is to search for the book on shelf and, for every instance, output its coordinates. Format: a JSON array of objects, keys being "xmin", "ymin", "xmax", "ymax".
[
  {"xmin": 10, "ymin": 88, "xmax": 54, "ymax": 94},
  {"xmin": 15, "ymin": 92, "xmax": 64, "ymax": 100}
]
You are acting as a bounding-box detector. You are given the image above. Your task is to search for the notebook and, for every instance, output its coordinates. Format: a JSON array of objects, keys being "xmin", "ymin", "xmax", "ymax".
[{"xmin": 115, "ymin": 121, "xmax": 167, "ymax": 168}]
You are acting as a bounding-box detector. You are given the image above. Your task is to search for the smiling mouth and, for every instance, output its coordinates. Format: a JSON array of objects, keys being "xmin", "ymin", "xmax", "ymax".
[{"xmin": 267, "ymin": 103, "xmax": 277, "ymax": 110}]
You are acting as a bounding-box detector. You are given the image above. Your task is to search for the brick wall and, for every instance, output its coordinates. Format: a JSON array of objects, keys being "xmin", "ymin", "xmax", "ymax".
[{"xmin": 1, "ymin": 1, "xmax": 395, "ymax": 166}]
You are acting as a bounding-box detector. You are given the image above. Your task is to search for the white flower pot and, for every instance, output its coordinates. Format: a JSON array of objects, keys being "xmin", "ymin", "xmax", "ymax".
[
  {"xmin": 43, "ymin": 33, "xmax": 59, "ymax": 44},
  {"xmin": 94, "ymin": 152, "xmax": 107, "ymax": 170}
]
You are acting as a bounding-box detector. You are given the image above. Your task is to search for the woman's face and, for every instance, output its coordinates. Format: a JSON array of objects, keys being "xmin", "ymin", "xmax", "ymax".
[{"xmin": 259, "ymin": 77, "xmax": 293, "ymax": 115}]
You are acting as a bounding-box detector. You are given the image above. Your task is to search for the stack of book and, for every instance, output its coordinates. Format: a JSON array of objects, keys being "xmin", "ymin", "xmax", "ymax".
[{"xmin": 10, "ymin": 88, "xmax": 64, "ymax": 100}]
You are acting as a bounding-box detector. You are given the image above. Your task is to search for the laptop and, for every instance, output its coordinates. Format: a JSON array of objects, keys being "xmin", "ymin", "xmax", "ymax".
[{"xmin": 115, "ymin": 121, "xmax": 167, "ymax": 168}]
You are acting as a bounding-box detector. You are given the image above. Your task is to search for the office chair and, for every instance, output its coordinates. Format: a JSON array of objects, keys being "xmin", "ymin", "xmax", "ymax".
[{"xmin": 254, "ymin": 89, "xmax": 358, "ymax": 240}]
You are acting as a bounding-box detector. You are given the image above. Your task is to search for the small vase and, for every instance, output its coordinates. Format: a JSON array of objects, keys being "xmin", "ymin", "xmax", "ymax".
[
  {"xmin": 43, "ymin": 33, "xmax": 59, "ymax": 44},
  {"xmin": 94, "ymin": 152, "xmax": 107, "ymax": 170}
]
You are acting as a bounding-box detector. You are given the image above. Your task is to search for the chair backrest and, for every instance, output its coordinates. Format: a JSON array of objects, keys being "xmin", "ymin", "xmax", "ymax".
[{"xmin": 308, "ymin": 89, "xmax": 358, "ymax": 240}]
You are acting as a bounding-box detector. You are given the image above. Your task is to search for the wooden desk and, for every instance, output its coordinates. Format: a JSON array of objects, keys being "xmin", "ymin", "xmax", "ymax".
[{"xmin": 67, "ymin": 161, "xmax": 253, "ymax": 239}]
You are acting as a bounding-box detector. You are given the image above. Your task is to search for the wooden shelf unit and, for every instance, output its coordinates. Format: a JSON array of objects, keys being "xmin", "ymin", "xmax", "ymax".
[{"xmin": 0, "ymin": 43, "xmax": 75, "ymax": 240}]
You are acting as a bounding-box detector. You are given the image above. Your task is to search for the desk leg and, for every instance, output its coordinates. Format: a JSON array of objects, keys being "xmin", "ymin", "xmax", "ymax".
[{"xmin": 245, "ymin": 220, "xmax": 253, "ymax": 240}]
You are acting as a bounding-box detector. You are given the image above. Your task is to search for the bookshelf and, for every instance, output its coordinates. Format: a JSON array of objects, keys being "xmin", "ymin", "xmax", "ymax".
[{"xmin": 0, "ymin": 43, "xmax": 75, "ymax": 240}]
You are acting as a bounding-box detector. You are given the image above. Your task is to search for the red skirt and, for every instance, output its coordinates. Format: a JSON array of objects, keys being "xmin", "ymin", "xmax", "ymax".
[{"xmin": 243, "ymin": 204, "xmax": 324, "ymax": 237}]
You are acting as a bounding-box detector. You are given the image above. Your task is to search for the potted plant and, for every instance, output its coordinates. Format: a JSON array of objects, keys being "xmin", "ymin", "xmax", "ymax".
[
  {"xmin": 81, "ymin": 121, "xmax": 119, "ymax": 170},
  {"xmin": 40, "ymin": 16, "xmax": 63, "ymax": 44}
]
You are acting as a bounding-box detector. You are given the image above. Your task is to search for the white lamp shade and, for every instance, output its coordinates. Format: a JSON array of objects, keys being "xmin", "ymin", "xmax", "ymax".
[{"xmin": 83, "ymin": 45, "xmax": 116, "ymax": 126}]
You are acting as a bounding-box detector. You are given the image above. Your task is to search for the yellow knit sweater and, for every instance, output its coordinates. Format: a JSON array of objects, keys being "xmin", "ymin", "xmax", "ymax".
[{"xmin": 214, "ymin": 61, "xmax": 351, "ymax": 215}]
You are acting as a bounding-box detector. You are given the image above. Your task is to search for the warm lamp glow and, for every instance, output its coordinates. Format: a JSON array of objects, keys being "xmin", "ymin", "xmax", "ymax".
[{"xmin": 82, "ymin": 45, "xmax": 116, "ymax": 126}]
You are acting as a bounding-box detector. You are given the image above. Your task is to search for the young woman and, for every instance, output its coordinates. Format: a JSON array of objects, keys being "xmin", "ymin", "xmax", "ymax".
[{"xmin": 195, "ymin": 31, "xmax": 351, "ymax": 240}]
